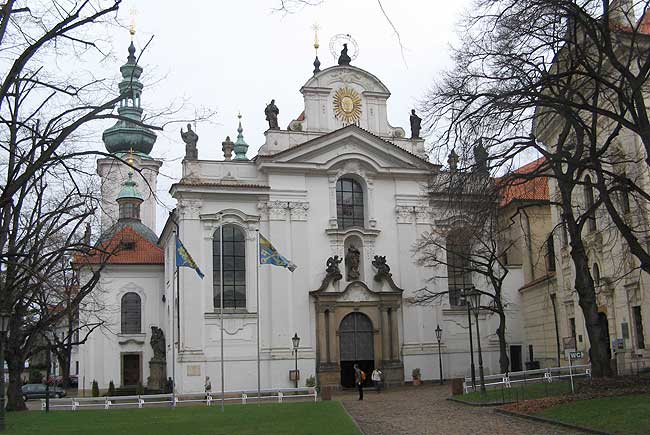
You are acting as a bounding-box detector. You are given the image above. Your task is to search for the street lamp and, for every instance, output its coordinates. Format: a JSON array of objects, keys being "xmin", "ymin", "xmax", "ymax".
[
  {"xmin": 461, "ymin": 288, "xmax": 476, "ymax": 391},
  {"xmin": 467, "ymin": 290, "xmax": 487, "ymax": 396},
  {"xmin": 435, "ymin": 324, "xmax": 443, "ymax": 385},
  {"xmin": 291, "ymin": 333, "xmax": 300, "ymax": 389},
  {"xmin": 0, "ymin": 311, "xmax": 10, "ymax": 432}
]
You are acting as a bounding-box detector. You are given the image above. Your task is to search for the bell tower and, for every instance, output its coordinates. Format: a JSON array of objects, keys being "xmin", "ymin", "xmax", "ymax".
[{"xmin": 97, "ymin": 33, "xmax": 162, "ymax": 232}]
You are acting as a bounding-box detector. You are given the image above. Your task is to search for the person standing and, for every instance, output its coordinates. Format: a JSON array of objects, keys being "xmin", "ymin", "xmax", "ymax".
[
  {"xmin": 371, "ymin": 368, "xmax": 383, "ymax": 393},
  {"xmin": 354, "ymin": 364, "xmax": 364, "ymax": 400}
]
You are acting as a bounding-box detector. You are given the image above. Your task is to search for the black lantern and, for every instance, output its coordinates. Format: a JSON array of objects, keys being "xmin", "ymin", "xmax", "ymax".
[
  {"xmin": 435, "ymin": 324, "xmax": 442, "ymax": 342},
  {"xmin": 292, "ymin": 333, "xmax": 300, "ymax": 350},
  {"xmin": 468, "ymin": 289, "xmax": 482, "ymax": 315}
]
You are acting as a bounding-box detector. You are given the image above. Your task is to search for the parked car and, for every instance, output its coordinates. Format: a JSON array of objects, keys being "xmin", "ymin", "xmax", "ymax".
[{"xmin": 21, "ymin": 384, "xmax": 66, "ymax": 401}]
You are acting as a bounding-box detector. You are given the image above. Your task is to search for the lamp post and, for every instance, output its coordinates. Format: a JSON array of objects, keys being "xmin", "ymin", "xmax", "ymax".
[
  {"xmin": 468, "ymin": 290, "xmax": 486, "ymax": 396},
  {"xmin": 0, "ymin": 312, "xmax": 10, "ymax": 432},
  {"xmin": 461, "ymin": 288, "xmax": 476, "ymax": 391},
  {"xmin": 435, "ymin": 324, "xmax": 443, "ymax": 385},
  {"xmin": 291, "ymin": 333, "xmax": 300, "ymax": 389}
]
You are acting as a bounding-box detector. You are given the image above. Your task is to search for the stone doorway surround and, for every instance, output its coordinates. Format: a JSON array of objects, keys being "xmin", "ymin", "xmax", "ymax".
[{"xmin": 310, "ymin": 263, "xmax": 404, "ymax": 388}]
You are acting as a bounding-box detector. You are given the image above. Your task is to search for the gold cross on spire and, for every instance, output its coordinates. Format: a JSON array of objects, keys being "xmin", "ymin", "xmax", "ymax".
[
  {"xmin": 129, "ymin": 7, "xmax": 137, "ymax": 40},
  {"xmin": 312, "ymin": 23, "xmax": 320, "ymax": 53}
]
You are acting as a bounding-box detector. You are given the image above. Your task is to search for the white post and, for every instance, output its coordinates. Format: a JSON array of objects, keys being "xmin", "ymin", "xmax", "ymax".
[{"xmin": 568, "ymin": 353, "xmax": 575, "ymax": 394}]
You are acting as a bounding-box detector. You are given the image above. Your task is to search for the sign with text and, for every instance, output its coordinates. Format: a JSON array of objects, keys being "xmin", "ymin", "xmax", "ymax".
[{"xmin": 569, "ymin": 351, "xmax": 584, "ymax": 359}]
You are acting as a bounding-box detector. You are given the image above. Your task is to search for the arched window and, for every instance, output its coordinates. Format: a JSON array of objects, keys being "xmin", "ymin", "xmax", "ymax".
[
  {"xmin": 446, "ymin": 230, "xmax": 472, "ymax": 306},
  {"xmin": 213, "ymin": 225, "xmax": 246, "ymax": 309},
  {"xmin": 121, "ymin": 292, "xmax": 141, "ymax": 334},
  {"xmin": 584, "ymin": 175, "xmax": 596, "ymax": 233},
  {"xmin": 336, "ymin": 178, "xmax": 364, "ymax": 229}
]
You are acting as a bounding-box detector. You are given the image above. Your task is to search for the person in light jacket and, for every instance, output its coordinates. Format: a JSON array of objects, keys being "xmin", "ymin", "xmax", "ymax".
[{"xmin": 371, "ymin": 368, "xmax": 383, "ymax": 393}]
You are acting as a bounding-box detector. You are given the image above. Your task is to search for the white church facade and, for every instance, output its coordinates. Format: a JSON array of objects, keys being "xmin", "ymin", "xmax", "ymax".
[{"xmin": 77, "ymin": 39, "xmax": 524, "ymax": 394}]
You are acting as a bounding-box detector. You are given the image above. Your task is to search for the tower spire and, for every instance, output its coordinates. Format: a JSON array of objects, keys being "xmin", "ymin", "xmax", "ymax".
[
  {"xmin": 233, "ymin": 112, "xmax": 249, "ymax": 161},
  {"xmin": 312, "ymin": 23, "xmax": 321, "ymax": 74},
  {"xmin": 102, "ymin": 27, "xmax": 157, "ymax": 156}
]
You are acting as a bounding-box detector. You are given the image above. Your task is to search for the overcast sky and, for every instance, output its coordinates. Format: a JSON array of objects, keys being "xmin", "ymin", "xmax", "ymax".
[{"xmin": 103, "ymin": 0, "xmax": 472, "ymax": 231}]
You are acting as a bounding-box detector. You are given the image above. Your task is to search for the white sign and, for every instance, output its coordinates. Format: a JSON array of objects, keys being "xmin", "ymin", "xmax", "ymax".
[{"xmin": 569, "ymin": 351, "xmax": 584, "ymax": 359}]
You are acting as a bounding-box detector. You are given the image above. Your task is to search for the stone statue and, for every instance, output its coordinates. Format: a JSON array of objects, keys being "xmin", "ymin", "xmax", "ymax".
[
  {"xmin": 326, "ymin": 255, "xmax": 343, "ymax": 275},
  {"xmin": 409, "ymin": 109, "xmax": 422, "ymax": 139},
  {"xmin": 150, "ymin": 326, "xmax": 165, "ymax": 362},
  {"xmin": 180, "ymin": 123, "xmax": 199, "ymax": 160},
  {"xmin": 473, "ymin": 138, "xmax": 489, "ymax": 174},
  {"xmin": 222, "ymin": 136, "xmax": 234, "ymax": 161},
  {"xmin": 264, "ymin": 99, "xmax": 280, "ymax": 130},
  {"xmin": 338, "ymin": 43, "xmax": 351, "ymax": 66},
  {"xmin": 448, "ymin": 149, "xmax": 459, "ymax": 172},
  {"xmin": 372, "ymin": 255, "xmax": 391, "ymax": 276},
  {"xmin": 345, "ymin": 245, "xmax": 361, "ymax": 281}
]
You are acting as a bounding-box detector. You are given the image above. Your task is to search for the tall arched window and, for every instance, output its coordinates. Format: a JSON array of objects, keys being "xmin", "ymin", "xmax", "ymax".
[
  {"xmin": 446, "ymin": 230, "xmax": 472, "ymax": 306},
  {"xmin": 121, "ymin": 292, "xmax": 142, "ymax": 334},
  {"xmin": 336, "ymin": 178, "xmax": 364, "ymax": 229},
  {"xmin": 584, "ymin": 175, "xmax": 596, "ymax": 233},
  {"xmin": 213, "ymin": 224, "xmax": 246, "ymax": 309}
]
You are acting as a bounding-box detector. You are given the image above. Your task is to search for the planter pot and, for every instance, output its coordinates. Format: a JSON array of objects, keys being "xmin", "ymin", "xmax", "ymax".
[{"xmin": 413, "ymin": 378, "xmax": 422, "ymax": 386}]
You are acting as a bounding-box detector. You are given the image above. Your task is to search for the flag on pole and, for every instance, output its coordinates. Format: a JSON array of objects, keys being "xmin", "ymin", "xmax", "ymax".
[
  {"xmin": 259, "ymin": 234, "xmax": 297, "ymax": 272},
  {"xmin": 176, "ymin": 238, "xmax": 205, "ymax": 279}
]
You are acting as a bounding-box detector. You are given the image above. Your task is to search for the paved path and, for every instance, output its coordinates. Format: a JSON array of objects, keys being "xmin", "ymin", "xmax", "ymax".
[{"xmin": 338, "ymin": 384, "xmax": 579, "ymax": 435}]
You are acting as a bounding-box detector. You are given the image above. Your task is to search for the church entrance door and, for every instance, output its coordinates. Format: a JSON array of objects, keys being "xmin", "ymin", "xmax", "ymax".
[
  {"xmin": 122, "ymin": 353, "xmax": 141, "ymax": 387},
  {"xmin": 339, "ymin": 312, "xmax": 374, "ymax": 388}
]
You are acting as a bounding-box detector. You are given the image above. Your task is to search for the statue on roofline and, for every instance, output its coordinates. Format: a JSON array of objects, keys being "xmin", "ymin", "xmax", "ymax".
[
  {"xmin": 264, "ymin": 99, "xmax": 280, "ymax": 130},
  {"xmin": 180, "ymin": 123, "xmax": 198, "ymax": 160}
]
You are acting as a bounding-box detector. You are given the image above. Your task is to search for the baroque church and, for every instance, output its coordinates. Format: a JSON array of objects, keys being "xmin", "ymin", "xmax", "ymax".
[{"xmin": 76, "ymin": 36, "xmax": 525, "ymax": 394}]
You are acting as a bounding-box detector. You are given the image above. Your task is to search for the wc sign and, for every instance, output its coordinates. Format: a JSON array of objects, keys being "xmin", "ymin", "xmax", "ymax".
[{"xmin": 569, "ymin": 351, "xmax": 584, "ymax": 359}]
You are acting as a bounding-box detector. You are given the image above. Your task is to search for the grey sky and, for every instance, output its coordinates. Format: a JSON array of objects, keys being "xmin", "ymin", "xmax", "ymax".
[{"xmin": 105, "ymin": 0, "xmax": 471, "ymax": 230}]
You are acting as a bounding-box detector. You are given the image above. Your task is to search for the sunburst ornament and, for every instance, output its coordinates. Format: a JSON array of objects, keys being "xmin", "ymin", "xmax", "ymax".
[{"xmin": 333, "ymin": 87, "xmax": 362, "ymax": 125}]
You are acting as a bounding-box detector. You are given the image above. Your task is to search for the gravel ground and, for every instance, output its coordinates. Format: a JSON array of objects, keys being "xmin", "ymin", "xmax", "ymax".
[{"xmin": 338, "ymin": 384, "xmax": 581, "ymax": 435}]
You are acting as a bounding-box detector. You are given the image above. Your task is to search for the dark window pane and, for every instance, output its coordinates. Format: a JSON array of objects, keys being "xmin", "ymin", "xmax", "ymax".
[
  {"xmin": 213, "ymin": 224, "xmax": 246, "ymax": 309},
  {"xmin": 121, "ymin": 292, "xmax": 141, "ymax": 334}
]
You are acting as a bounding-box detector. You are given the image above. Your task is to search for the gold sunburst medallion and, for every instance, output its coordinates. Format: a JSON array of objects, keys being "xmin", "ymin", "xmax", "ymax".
[{"xmin": 333, "ymin": 87, "xmax": 362, "ymax": 125}]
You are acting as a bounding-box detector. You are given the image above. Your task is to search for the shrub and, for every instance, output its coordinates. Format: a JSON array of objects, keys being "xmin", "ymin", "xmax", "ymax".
[
  {"xmin": 135, "ymin": 381, "xmax": 144, "ymax": 395},
  {"xmin": 305, "ymin": 375, "xmax": 316, "ymax": 387},
  {"xmin": 108, "ymin": 380, "xmax": 115, "ymax": 396},
  {"xmin": 91, "ymin": 380, "xmax": 99, "ymax": 397},
  {"xmin": 412, "ymin": 368, "xmax": 421, "ymax": 380}
]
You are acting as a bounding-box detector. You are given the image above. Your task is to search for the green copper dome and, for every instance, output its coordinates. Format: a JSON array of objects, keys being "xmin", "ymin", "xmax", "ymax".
[
  {"xmin": 116, "ymin": 172, "xmax": 143, "ymax": 202},
  {"xmin": 233, "ymin": 114, "xmax": 249, "ymax": 161},
  {"xmin": 102, "ymin": 41, "xmax": 157, "ymax": 155}
]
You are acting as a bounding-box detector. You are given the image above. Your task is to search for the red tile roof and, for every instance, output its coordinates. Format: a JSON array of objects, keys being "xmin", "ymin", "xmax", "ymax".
[
  {"xmin": 75, "ymin": 225, "xmax": 164, "ymax": 266},
  {"xmin": 497, "ymin": 157, "xmax": 549, "ymax": 207}
]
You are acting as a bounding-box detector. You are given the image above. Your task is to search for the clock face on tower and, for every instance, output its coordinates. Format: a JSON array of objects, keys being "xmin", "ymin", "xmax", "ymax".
[{"xmin": 333, "ymin": 87, "xmax": 362, "ymax": 125}]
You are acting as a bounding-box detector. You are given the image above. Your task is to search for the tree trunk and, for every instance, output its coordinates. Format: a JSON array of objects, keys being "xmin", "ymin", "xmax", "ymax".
[
  {"xmin": 5, "ymin": 356, "xmax": 26, "ymax": 411},
  {"xmin": 570, "ymin": 238, "xmax": 613, "ymax": 378},
  {"xmin": 496, "ymin": 312, "xmax": 510, "ymax": 373}
]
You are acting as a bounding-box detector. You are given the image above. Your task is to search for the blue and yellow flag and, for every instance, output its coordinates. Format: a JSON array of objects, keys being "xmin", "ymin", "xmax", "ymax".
[
  {"xmin": 176, "ymin": 238, "xmax": 205, "ymax": 279},
  {"xmin": 259, "ymin": 234, "xmax": 297, "ymax": 272}
]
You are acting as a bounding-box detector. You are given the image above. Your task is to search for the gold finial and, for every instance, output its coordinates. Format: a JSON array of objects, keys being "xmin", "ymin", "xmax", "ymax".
[
  {"xmin": 127, "ymin": 147, "xmax": 135, "ymax": 165},
  {"xmin": 312, "ymin": 23, "xmax": 320, "ymax": 52},
  {"xmin": 129, "ymin": 7, "xmax": 137, "ymax": 40}
]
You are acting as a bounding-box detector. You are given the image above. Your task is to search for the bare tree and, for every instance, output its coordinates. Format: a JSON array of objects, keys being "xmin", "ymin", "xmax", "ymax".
[
  {"xmin": 419, "ymin": 0, "xmax": 650, "ymax": 377},
  {"xmin": 415, "ymin": 167, "xmax": 515, "ymax": 373}
]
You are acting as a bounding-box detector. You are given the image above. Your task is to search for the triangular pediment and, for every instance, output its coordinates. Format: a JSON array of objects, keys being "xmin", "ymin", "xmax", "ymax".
[{"xmin": 258, "ymin": 125, "xmax": 434, "ymax": 173}]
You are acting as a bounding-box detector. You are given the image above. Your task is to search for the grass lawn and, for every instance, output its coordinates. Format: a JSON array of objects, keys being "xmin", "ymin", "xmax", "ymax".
[
  {"xmin": 538, "ymin": 394, "xmax": 650, "ymax": 435},
  {"xmin": 457, "ymin": 381, "xmax": 574, "ymax": 404},
  {"xmin": 4, "ymin": 401, "xmax": 361, "ymax": 435}
]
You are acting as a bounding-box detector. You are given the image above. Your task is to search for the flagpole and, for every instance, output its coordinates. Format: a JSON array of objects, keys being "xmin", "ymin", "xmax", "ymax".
[
  {"xmin": 220, "ymin": 224, "xmax": 225, "ymax": 413},
  {"xmin": 256, "ymin": 230, "xmax": 261, "ymax": 405}
]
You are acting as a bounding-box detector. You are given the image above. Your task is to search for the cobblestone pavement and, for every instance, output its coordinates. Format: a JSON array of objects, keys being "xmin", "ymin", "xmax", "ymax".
[{"xmin": 338, "ymin": 384, "xmax": 580, "ymax": 435}]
